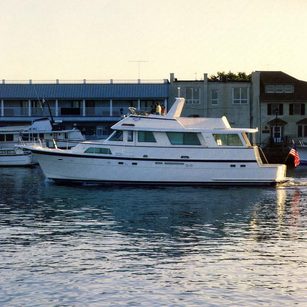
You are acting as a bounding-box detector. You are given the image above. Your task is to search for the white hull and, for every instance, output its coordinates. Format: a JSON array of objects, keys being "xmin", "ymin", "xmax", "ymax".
[
  {"xmin": 0, "ymin": 150, "xmax": 33, "ymax": 166},
  {"xmin": 32, "ymin": 148, "xmax": 287, "ymax": 186}
]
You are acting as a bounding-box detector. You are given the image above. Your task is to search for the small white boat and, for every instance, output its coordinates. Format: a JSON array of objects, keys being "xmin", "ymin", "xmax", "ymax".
[
  {"xmin": 0, "ymin": 117, "xmax": 85, "ymax": 149},
  {"xmin": 26, "ymin": 98, "xmax": 288, "ymax": 186},
  {"xmin": 0, "ymin": 118, "xmax": 85, "ymax": 165},
  {"xmin": 0, "ymin": 148, "xmax": 33, "ymax": 166}
]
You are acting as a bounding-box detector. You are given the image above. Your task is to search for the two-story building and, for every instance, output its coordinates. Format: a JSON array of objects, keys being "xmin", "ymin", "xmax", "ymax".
[
  {"xmin": 169, "ymin": 71, "xmax": 307, "ymax": 146},
  {"xmin": 252, "ymin": 71, "xmax": 307, "ymax": 145},
  {"xmin": 0, "ymin": 79, "xmax": 169, "ymax": 138},
  {"xmin": 169, "ymin": 72, "xmax": 252, "ymax": 129}
]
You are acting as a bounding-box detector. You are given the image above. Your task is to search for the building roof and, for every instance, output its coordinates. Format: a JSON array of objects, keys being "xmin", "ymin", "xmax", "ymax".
[
  {"xmin": 0, "ymin": 83, "xmax": 169, "ymax": 100},
  {"xmin": 296, "ymin": 118, "xmax": 307, "ymax": 125},
  {"xmin": 267, "ymin": 118, "xmax": 288, "ymax": 126},
  {"xmin": 260, "ymin": 71, "xmax": 307, "ymax": 102}
]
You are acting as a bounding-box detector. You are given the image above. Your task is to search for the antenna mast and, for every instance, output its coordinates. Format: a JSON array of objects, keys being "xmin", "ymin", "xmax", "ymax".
[{"xmin": 129, "ymin": 60, "xmax": 148, "ymax": 80}]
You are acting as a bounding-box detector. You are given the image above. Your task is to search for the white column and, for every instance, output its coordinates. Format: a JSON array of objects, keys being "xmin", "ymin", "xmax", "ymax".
[
  {"xmin": 82, "ymin": 99, "xmax": 86, "ymax": 116},
  {"xmin": 137, "ymin": 99, "xmax": 141, "ymax": 110},
  {"xmin": 1, "ymin": 100, "xmax": 4, "ymax": 116},
  {"xmin": 28, "ymin": 99, "xmax": 31, "ymax": 116},
  {"xmin": 55, "ymin": 99, "xmax": 59, "ymax": 116},
  {"xmin": 110, "ymin": 99, "xmax": 113, "ymax": 116}
]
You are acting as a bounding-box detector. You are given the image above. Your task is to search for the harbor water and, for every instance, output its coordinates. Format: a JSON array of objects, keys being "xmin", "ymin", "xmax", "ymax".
[{"xmin": 0, "ymin": 167, "xmax": 306, "ymax": 306}]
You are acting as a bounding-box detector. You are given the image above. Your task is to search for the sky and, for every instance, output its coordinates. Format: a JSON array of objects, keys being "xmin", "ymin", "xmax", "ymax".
[{"xmin": 1, "ymin": 0, "xmax": 307, "ymax": 82}]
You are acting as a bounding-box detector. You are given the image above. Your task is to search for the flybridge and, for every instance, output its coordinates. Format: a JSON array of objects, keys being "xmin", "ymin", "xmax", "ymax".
[{"xmin": 112, "ymin": 97, "xmax": 258, "ymax": 134}]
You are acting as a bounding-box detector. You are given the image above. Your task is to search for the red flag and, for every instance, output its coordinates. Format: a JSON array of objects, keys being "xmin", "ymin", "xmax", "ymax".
[{"xmin": 289, "ymin": 145, "xmax": 300, "ymax": 167}]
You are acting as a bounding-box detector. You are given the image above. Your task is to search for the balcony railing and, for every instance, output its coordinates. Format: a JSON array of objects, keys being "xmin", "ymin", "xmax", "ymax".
[
  {"xmin": 1, "ymin": 106, "xmax": 154, "ymax": 117},
  {"xmin": 1, "ymin": 79, "xmax": 169, "ymax": 84}
]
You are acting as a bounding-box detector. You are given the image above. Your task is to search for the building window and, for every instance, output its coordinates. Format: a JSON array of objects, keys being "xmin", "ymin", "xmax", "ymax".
[
  {"xmin": 138, "ymin": 131, "xmax": 156, "ymax": 143},
  {"xmin": 211, "ymin": 89, "xmax": 219, "ymax": 105},
  {"xmin": 265, "ymin": 85, "xmax": 275, "ymax": 93},
  {"xmin": 213, "ymin": 134, "xmax": 243, "ymax": 146},
  {"xmin": 0, "ymin": 134, "xmax": 14, "ymax": 142},
  {"xmin": 267, "ymin": 104, "xmax": 283, "ymax": 116},
  {"xmin": 166, "ymin": 132, "xmax": 201, "ymax": 145},
  {"xmin": 186, "ymin": 87, "xmax": 200, "ymax": 104},
  {"xmin": 265, "ymin": 84, "xmax": 294, "ymax": 94},
  {"xmin": 289, "ymin": 104, "xmax": 305, "ymax": 115},
  {"xmin": 232, "ymin": 88, "xmax": 248, "ymax": 104},
  {"xmin": 298, "ymin": 125, "xmax": 307, "ymax": 138}
]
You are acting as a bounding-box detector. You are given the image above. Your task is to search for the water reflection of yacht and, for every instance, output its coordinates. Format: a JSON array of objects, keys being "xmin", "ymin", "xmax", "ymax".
[
  {"xmin": 26, "ymin": 98, "xmax": 288, "ymax": 185},
  {"xmin": 249, "ymin": 187, "xmax": 303, "ymax": 241}
]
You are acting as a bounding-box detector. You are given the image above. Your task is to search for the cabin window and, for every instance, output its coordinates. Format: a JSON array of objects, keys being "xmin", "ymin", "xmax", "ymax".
[
  {"xmin": 109, "ymin": 130, "xmax": 123, "ymax": 141},
  {"xmin": 84, "ymin": 147, "xmax": 112, "ymax": 154},
  {"xmin": 137, "ymin": 131, "xmax": 156, "ymax": 142},
  {"xmin": 127, "ymin": 131, "xmax": 134, "ymax": 142},
  {"xmin": 167, "ymin": 132, "xmax": 201, "ymax": 145},
  {"xmin": 213, "ymin": 134, "xmax": 243, "ymax": 146}
]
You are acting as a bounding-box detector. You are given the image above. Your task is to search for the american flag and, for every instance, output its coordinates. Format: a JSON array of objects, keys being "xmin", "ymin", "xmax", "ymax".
[{"xmin": 289, "ymin": 145, "xmax": 300, "ymax": 168}]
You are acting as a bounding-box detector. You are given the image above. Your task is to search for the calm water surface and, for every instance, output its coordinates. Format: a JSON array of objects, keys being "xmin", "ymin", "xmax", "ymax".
[{"xmin": 0, "ymin": 167, "xmax": 306, "ymax": 306}]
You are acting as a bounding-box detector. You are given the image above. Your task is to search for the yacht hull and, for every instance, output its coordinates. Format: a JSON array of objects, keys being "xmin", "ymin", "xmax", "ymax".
[{"xmin": 32, "ymin": 149, "xmax": 288, "ymax": 186}]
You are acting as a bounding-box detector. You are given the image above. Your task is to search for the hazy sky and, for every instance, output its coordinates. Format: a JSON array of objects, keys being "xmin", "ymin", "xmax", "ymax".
[{"xmin": 1, "ymin": 0, "xmax": 307, "ymax": 81}]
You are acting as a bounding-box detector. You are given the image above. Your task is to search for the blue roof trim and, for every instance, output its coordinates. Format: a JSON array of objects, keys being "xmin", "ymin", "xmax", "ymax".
[{"xmin": 0, "ymin": 83, "xmax": 169, "ymax": 99}]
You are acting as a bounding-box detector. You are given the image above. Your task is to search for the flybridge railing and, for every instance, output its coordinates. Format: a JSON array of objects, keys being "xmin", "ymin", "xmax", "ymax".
[{"xmin": 1, "ymin": 79, "xmax": 169, "ymax": 84}]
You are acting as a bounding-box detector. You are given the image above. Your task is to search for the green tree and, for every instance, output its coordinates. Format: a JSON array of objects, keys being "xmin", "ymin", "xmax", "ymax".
[{"xmin": 209, "ymin": 71, "xmax": 251, "ymax": 81}]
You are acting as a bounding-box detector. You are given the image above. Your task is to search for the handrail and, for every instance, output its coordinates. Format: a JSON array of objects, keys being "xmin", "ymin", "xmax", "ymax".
[{"xmin": 258, "ymin": 146, "xmax": 269, "ymax": 164}]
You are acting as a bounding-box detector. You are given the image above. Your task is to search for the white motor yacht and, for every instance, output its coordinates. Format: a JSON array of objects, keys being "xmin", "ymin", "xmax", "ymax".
[{"xmin": 26, "ymin": 98, "xmax": 288, "ymax": 185}]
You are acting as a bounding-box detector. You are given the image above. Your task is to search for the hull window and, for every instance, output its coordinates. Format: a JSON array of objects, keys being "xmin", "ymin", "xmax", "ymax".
[{"xmin": 84, "ymin": 147, "xmax": 112, "ymax": 154}]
